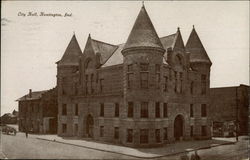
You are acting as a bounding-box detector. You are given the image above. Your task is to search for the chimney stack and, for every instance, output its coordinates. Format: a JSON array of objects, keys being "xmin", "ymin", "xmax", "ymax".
[{"xmin": 29, "ymin": 89, "xmax": 32, "ymax": 98}]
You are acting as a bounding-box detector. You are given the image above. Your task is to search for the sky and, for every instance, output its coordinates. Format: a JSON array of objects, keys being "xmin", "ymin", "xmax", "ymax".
[{"xmin": 1, "ymin": 1, "xmax": 249, "ymax": 115}]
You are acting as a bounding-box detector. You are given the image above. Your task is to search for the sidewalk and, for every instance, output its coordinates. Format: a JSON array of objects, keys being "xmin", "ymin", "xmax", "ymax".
[{"xmin": 25, "ymin": 134, "xmax": 235, "ymax": 159}]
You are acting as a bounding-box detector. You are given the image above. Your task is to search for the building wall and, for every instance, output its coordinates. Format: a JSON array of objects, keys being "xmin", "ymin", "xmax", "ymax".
[
  {"xmin": 57, "ymin": 44, "xmax": 211, "ymax": 147},
  {"xmin": 210, "ymin": 85, "xmax": 249, "ymax": 135}
]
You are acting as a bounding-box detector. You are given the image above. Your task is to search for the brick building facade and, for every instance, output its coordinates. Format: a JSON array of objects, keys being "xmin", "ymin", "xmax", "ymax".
[
  {"xmin": 57, "ymin": 5, "xmax": 212, "ymax": 147},
  {"xmin": 210, "ymin": 84, "xmax": 249, "ymax": 135},
  {"xmin": 17, "ymin": 88, "xmax": 58, "ymax": 134}
]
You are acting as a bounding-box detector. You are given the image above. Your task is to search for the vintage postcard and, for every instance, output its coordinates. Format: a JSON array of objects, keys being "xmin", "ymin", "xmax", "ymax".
[{"xmin": 1, "ymin": 1, "xmax": 249, "ymax": 159}]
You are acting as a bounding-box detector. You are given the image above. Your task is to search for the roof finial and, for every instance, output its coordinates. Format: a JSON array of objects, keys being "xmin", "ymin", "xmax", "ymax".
[
  {"xmin": 177, "ymin": 27, "xmax": 180, "ymax": 31},
  {"xmin": 73, "ymin": 31, "xmax": 75, "ymax": 35},
  {"xmin": 88, "ymin": 33, "xmax": 91, "ymax": 38},
  {"xmin": 142, "ymin": 1, "xmax": 144, "ymax": 7},
  {"xmin": 193, "ymin": 25, "xmax": 195, "ymax": 29}
]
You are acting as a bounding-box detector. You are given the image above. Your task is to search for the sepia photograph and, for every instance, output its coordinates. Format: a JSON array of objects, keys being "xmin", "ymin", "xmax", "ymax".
[{"xmin": 1, "ymin": 1, "xmax": 249, "ymax": 159}]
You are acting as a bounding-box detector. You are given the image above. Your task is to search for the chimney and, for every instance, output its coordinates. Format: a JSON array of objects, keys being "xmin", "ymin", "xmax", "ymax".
[{"xmin": 29, "ymin": 89, "xmax": 32, "ymax": 98}]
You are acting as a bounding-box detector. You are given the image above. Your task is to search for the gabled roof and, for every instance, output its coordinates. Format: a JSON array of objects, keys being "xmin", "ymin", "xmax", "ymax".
[
  {"xmin": 91, "ymin": 39, "xmax": 119, "ymax": 65},
  {"xmin": 16, "ymin": 90, "xmax": 48, "ymax": 101},
  {"xmin": 186, "ymin": 27, "xmax": 212, "ymax": 65},
  {"xmin": 123, "ymin": 5, "xmax": 164, "ymax": 51},
  {"xmin": 57, "ymin": 34, "xmax": 82, "ymax": 66}
]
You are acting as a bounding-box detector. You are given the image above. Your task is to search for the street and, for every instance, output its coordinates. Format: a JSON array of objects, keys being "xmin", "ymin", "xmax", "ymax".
[
  {"xmin": 0, "ymin": 133, "xmax": 137, "ymax": 159},
  {"xmin": 0, "ymin": 132, "xmax": 249, "ymax": 159}
]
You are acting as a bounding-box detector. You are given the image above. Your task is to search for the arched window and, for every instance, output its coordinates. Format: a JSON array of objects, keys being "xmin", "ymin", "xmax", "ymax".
[{"xmin": 175, "ymin": 54, "xmax": 183, "ymax": 66}]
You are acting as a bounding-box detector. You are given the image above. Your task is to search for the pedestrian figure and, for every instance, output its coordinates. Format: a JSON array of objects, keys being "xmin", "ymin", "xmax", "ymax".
[{"xmin": 25, "ymin": 129, "xmax": 28, "ymax": 138}]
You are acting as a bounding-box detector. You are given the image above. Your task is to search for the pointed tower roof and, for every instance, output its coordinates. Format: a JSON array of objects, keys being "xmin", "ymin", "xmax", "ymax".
[
  {"xmin": 186, "ymin": 27, "xmax": 212, "ymax": 65},
  {"xmin": 123, "ymin": 5, "xmax": 164, "ymax": 51},
  {"xmin": 58, "ymin": 34, "xmax": 82, "ymax": 66}
]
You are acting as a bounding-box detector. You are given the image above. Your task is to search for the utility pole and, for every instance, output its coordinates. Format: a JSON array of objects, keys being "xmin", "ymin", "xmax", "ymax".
[{"xmin": 235, "ymin": 87, "xmax": 239, "ymax": 142}]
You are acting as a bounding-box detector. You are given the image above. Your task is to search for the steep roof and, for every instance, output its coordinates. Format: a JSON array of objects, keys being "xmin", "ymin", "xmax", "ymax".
[
  {"xmin": 57, "ymin": 34, "xmax": 82, "ymax": 66},
  {"xmin": 16, "ymin": 90, "xmax": 48, "ymax": 101},
  {"xmin": 123, "ymin": 5, "xmax": 164, "ymax": 51},
  {"xmin": 186, "ymin": 27, "xmax": 212, "ymax": 65},
  {"xmin": 91, "ymin": 39, "xmax": 119, "ymax": 65},
  {"xmin": 103, "ymin": 34, "xmax": 177, "ymax": 67}
]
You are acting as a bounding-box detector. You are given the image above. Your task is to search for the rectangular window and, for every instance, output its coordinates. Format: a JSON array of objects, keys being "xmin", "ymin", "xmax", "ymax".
[
  {"xmin": 140, "ymin": 63, "xmax": 149, "ymax": 71},
  {"xmin": 201, "ymin": 74, "xmax": 206, "ymax": 81},
  {"xmin": 201, "ymin": 82, "xmax": 206, "ymax": 95},
  {"xmin": 164, "ymin": 128, "xmax": 168, "ymax": 140},
  {"xmin": 128, "ymin": 64, "xmax": 133, "ymax": 72},
  {"xmin": 127, "ymin": 73, "xmax": 133, "ymax": 89},
  {"xmin": 100, "ymin": 103, "xmax": 104, "ymax": 117},
  {"xmin": 140, "ymin": 72, "xmax": 148, "ymax": 89},
  {"xmin": 155, "ymin": 129, "xmax": 161, "ymax": 143},
  {"xmin": 201, "ymin": 104, "xmax": 207, "ymax": 117},
  {"xmin": 127, "ymin": 129, "xmax": 133, "ymax": 143},
  {"xmin": 100, "ymin": 79, "xmax": 104, "ymax": 93},
  {"xmin": 62, "ymin": 104, "xmax": 67, "ymax": 115},
  {"xmin": 190, "ymin": 126, "xmax": 193, "ymax": 137},
  {"xmin": 190, "ymin": 104, "xmax": 193, "ymax": 117},
  {"xmin": 114, "ymin": 127, "xmax": 119, "ymax": 139},
  {"xmin": 164, "ymin": 76, "xmax": 168, "ymax": 92},
  {"xmin": 141, "ymin": 102, "xmax": 148, "ymax": 118},
  {"xmin": 74, "ymin": 124, "xmax": 78, "ymax": 136},
  {"xmin": 163, "ymin": 103, "xmax": 168, "ymax": 118},
  {"xmin": 75, "ymin": 104, "xmax": 78, "ymax": 116},
  {"xmin": 128, "ymin": 102, "xmax": 134, "ymax": 118},
  {"xmin": 190, "ymin": 81, "xmax": 194, "ymax": 94},
  {"xmin": 155, "ymin": 102, "xmax": 160, "ymax": 118},
  {"xmin": 115, "ymin": 103, "xmax": 119, "ymax": 117},
  {"xmin": 62, "ymin": 124, "xmax": 67, "ymax": 133},
  {"xmin": 140, "ymin": 129, "xmax": 149, "ymax": 144},
  {"xmin": 155, "ymin": 64, "xmax": 160, "ymax": 73},
  {"xmin": 202, "ymin": 126, "xmax": 207, "ymax": 136},
  {"xmin": 91, "ymin": 74, "xmax": 94, "ymax": 94},
  {"xmin": 85, "ymin": 75, "xmax": 88, "ymax": 94},
  {"xmin": 100, "ymin": 126, "xmax": 104, "ymax": 137}
]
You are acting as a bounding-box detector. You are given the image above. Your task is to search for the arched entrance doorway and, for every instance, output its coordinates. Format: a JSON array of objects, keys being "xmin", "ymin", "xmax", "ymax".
[
  {"xmin": 86, "ymin": 114, "xmax": 94, "ymax": 138},
  {"xmin": 174, "ymin": 115, "xmax": 184, "ymax": 141}
]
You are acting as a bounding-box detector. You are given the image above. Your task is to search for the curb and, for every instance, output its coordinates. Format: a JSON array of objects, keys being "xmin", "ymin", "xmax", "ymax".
[{"xmin": 36, "ymin": 137, "xmax": 236, "ymax": 159}]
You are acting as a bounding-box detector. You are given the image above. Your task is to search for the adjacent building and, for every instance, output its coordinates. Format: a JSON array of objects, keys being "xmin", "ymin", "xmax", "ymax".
[
  {"xmin": 17, "ymin": 88, "xmax": 58, "ymax": 134},
  {"xmin": 210, "ymin": 84, "xmax": 249, "ymax": 135},
  {"xmin": 57, "ymin": 5, "xmax": 212, "ymax": 147}
]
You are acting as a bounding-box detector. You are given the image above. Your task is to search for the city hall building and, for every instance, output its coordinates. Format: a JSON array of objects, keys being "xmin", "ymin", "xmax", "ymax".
[{"xmin": 57, "ymin": 5, "xmax": 212, "ymax": 147}]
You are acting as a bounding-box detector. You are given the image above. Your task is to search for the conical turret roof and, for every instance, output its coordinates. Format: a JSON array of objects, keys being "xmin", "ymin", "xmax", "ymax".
[
  {"xmin": 186, "ymin": 27, "xmax": 212, "ymax": 65},
  {"xmin": 58, "ymin": 34, "xmax": 82, "ymax": 66},
  {"xmin": 123, "ymin": 5, "xmax": 164, "ymax": 51}
]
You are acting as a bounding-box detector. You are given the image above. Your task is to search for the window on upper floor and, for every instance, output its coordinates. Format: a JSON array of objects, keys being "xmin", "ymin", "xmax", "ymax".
[
  {"xmin": 140, "ymin": 72, "xmax": 148, "ymax": 89},
  {"xmin": 128, "ymin": 64, "xmax": 133, "ymax": 72},
  {"xmin": 91, "ymin": 74, "xmax": 94, "ymax": 94},
  {"xmin": 100, "ymin": 103, "xmax": 104, "ymax": 117},
  {"xmin": 155, "ymin": 64, "xmax": 161, "ymax": 88},
  {"xmin": 127, "ymin": 73, "xmax": 133, "ymax": 89},
  {"xmin": 100, "ymin": 79, "xmax": 104, "ymax": 93},
  {"xmin": 163, "ymin": 103, "xmax": 168, "ymax": 118},
  {"xmin": 155, "ymin": 102, "xmax": 160, "ymax": 118},
  {"xmin": 115, "ymin": 103, "xmax": 119, "ymax": 117},
  {"xmin": 62, "ymin": 104, "xmax": 67, "ymax": 115},
  {"xmin": 85, "ymin": 75, "xmax": 88, "ymax": 95},
  {"xmin": 141, "ymin": 102, "xmax": 148, "ymax": 118},
  {"xmin": 128, "ymin": 102, "xmax": 134, "ymax": 118},
  {"xmin": 190, "ymin": 81, "xmax": 194, "ymax": 95},
  {"xmin": 201, "ymin": 104, "xmax": 207, "ymax": 117},
  {"xmin": 190, "ymin": 104, "xmax": 194, "ymax": 117},
  {"xmin": 75, "ymin": 103, "xmax": 78, "ymax": 116},
  {"xmin": 140, "ymin": 63, "xmax": 149, "ymax": 71},
  {"xmin": 164, "ymin": 76, "xmax": 168, "ymax": 92}
]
